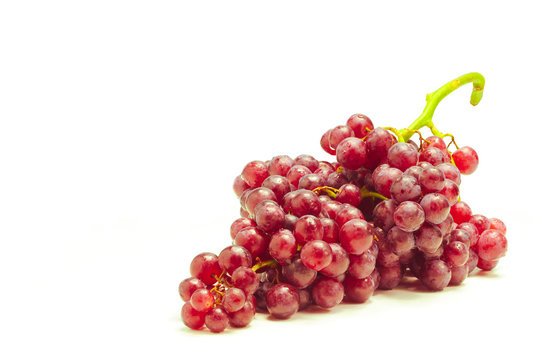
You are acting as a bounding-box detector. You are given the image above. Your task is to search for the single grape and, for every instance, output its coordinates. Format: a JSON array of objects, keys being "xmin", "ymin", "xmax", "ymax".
[
  {"xmin": 372, "ymin": 199, "xmax": 397, "ymax": 232},
  {"xmin": 336, "ymin": 137, "xmax": 368, "ymax": 170},
  {"xmin": 346, "ymin": 114, "xmax": 374, "ymax": 138},
  {"xmin": 179, "ymin": 277, "xmax": 206, "ymax": 302},
  {"xmin": 311, "ymin": 277, "xmax": 345, "ymax": 308},
  {"xmin": 281, "ymin": 257, "xmax": 317, "ymax": 289},
  {"xmin": 335, "ymin": 204, "xmax": 364, "ymax": 228},
  {"xmin": 439, "ymin": 179, "xmax": 459, "ymax": 206},
  {"xmin": 421, "ymin": 259, "xmax": 451, "ymax": 290},
  {"xmin": 393, "ymin": 201, "xmax": 425, "ymax": 232},
  {"xmin": 437, "ymin": 163, "xmax": 461, "ymax": 185},
  {"xmin": 419, "ymin": 147, "xmax": 446, "ymax": 166},
  {"xmin": 300, "ymin": 240, "xmax": 333, "ymax": 271},
  {"xmin": 218, "ymin": 245, "xmax": 252, "ymax": 274},
  {"xmin": 245, "ymin": 187, "xmax": 277, "ymax": 216},
  {"xmin": 343, "ymin": 275, "xmax": 376, "ymax": 303},
  {"xmin": 321, "ymin": 200, "xmax": 342, "ymax": 220},
  {"xmin": 336, "ymin": 184, "xmax": 362, "ymax": 207},
  {"xmin": 420, "ymin": 193, "xmax": 450, "ymax": 225},
  {"xmin": 228, "ymin": 301, "xmax": 255, "ymax": 328},
  {"xmin": 449, "ymin": 263, "xmax": 468, "ymax": 286},
  {"xmin": 181, "ymin": 302, "xmax": 206, "ymax": 330},
  {"xmin": 298, "ymin": 173, "xmax": 326, "ymax": 191},
  {"xmin": 443, "ymin": 241, "xmax": 469, "ymax": 267},
  {"xmin": 366, "ymin": 127, "xmax": 395, "ymax": 159},
  {"xmin": 223, "ymin": 288, "xmax": 247, "ymax": 313},
  {"xmin": 415, "ymin": 223, "xmax": 443, "ymax": 254},
  {"xmin": 190, "ymin": 252, "xmax": 221, "ymax": 285},
  {"xmin": 234, "ymin": 227, "xmax": 269, "ymax": 258},
  {"xmin": 419, "ymin": 166, "xmax": 446, "ymax": 193},
  {"xmin": 205, "ymin": 307, "xmax": 229, "ymax": 333},
  {"xmin": 242, "ymin": 160, "xmax": 269, "ymax": 187},
  {"xmin": 230, "ymin": 218, "xmax": 257, "ymax": 240},
  {"xmin": 321, "ymin": 129, "xmax": 336, "ymax": 155},
  {"xmin": 469, "ymin": 214, "xmax": 491, "ymax": 235},
  {"xmin": 489, "ymin": 218, "xmax": 507, "ymax": 234},
  {"xmin": 266, "ymin": 283, "xmax": 300, "ymax": 319},
  {"xmin": 262, "ymin": 175, "xmax": 291, "ymax": 203},
  {"xmin": 477, "ymin": 229, "xmax": 507, "ymax": 261},
  {"xmin": 348, "ymin": 248, "xmax": 377, "ymax": 279},
  {"xmin": 390, "ymin": 174, "xmax": 421, "ymax": 203},
  {"xmin": 387, "ymin": 142, "xmax": 418, "ymax": 171},
  {"xmin": 190, "ymin": 288, "xmax": 215, "ymax": 312},
  {"xmin": 377, "ymin": 263, "xmax": 403, "ymax": 290},
  {"xmin": 232, "ymin": 266, "xmax": 259, "ymax": 295},
  {"xmin": 450, "ymin": 201, "xmax": 472, "ymax": 224},
  {"xmin": 268, "ymin": 155, "xmax": 295, "ymax": 177},
  {"xmin": 329, "ymin": 125, "xmax": 355, "ymax": 149},
  {"xmin": 295, "ymin": 154, "xmax": 319, "ymax": 172},
  {"xmin": 339, "ymin": 219, "xmax": 374, "ymax": 255},
  {"xmin": 287, "ymin": 165, "xmax": 312, "ymax": 188},
  {"xmin": 387, "ymin": 226, "xmax": 415, "ymax": 255},
  {"xmin": 320, "ymin": 243, "xmax": 350, "ymax": 277},
  {"xmin": 452, "ymin": 146, "xmax": 479, "ymax": 175},
  {"xmin": 294, "ymin": 215, "xmax": 324, "ymax": 245},
  {"xmin": 269, "ymin": 229, "xmax": 297, "ymax": 262},
  {"xmin": 290, "ymin": 190, "xmax": 322, "ymax": 218},
  {"xmin": 374, "ymin": 167, "xmax": 403, "ymax": 198},
  {"xmin": 233, "ymin": 175, "xmax": 251, "ymax": 197},
  {"xmin": 255, "ymin": 201, "xmax": 285, "ymax": 233}
]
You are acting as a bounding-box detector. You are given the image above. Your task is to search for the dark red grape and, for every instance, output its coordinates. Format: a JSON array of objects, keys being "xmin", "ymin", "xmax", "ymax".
[
  {"xmin": 181, "ymin": 302, "xmax": 206, "ymax": 330},
  {"xmin": 205, "ymin": 307, "xmax": 229, "ymax": 333},
  {"xmin": 190, "ymin": 288, "xmax": 214, "ymax": 312},
  {"xmin": 232, "ymin": 267, "xmax": 259, "ymax": 295},
  {"xmin": 477, "ymin": 229, "xmax": 507, "ymax": 261},
  {"xmin": 179, "ymin": 277, "xmax": 206, "ymax": 302},
  {"xmin": 266, "ymin": 283, "xmax": 300, "ymax": 319},
  {"xmin": 242, "ymin": 160, "xmax": 269, "ymax": 187},
  {"xmin": 311, "ymin": 277, "xmax": 344, "ymax": 308},
  {"xmin": 346, "ymin": 114, "xmax": 374, "ymax": 138},
  {"xmin": 269, "ymin": 229, "xmax": 297, "ymax": 262},
  {"xmin": 190, "ymin": 252, "xmax": 221, "ymax": 285},
  {"xmin": 421, "ymin": 259, "xmax": 451, "ymax": 290},
  {"xmin": 394, "ymin": 201, "xmax": 425, "ymax": 232},
  {"xmin": 268, "ymin": 155, "xmax": 295, "ymax": 177},
  {"xmin": 218, "ymin": 245, "xmax": 252, "ymax": 274}
]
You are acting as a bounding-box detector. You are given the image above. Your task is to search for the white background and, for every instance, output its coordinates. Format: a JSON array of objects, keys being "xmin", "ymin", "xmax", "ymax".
[{"xmin": 1, "ymin": 1, "xmax": 540, "ymax": 359}]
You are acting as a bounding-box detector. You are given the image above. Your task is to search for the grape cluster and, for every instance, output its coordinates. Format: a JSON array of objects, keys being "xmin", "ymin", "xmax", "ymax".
[
  {"xmin": 178, "ymin": 73, "xmax": 508, "ymax": 332},
  {"xmin": 178, "ymin": 114, "xmax": 507, "ymax": 332}
]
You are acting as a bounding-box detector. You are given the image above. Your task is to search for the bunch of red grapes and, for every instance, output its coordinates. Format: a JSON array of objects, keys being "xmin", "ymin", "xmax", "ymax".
[{"xmin": 179, "ymin": 112, "xmax": 508, "ymax": 333}]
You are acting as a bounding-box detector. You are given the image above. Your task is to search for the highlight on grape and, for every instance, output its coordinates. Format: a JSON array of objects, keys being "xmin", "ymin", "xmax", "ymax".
[{"xmin": 179, "ymin": 72, "xmax": 507, "ymax": 333}]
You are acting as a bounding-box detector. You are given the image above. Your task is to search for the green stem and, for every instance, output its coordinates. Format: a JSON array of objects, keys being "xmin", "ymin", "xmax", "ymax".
[
  {"xmin": 360, "ymin": 186, "xmax": 388, "ymax": 201},
  {"xmin": 397, "ymin": 72, "xmax": 485, "ymax": 141},
  {"xmin": 251, "ymin": 259, "xmax": 277, "ymax": 272}
]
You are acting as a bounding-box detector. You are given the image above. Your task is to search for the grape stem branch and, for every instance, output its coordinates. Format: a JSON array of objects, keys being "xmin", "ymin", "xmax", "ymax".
[{"xmin": 397, "ymin": 72, "xmax": 485, "ymax": 142}]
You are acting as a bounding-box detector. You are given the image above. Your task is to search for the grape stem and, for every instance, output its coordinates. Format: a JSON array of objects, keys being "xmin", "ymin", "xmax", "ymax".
[
  {"xmin": 252, "ymin": 259, "xmax": 278, "ymax": 272},
  {"xmin": 397, "ymin": 72, "xmax": 485, "ymax": 142}
]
